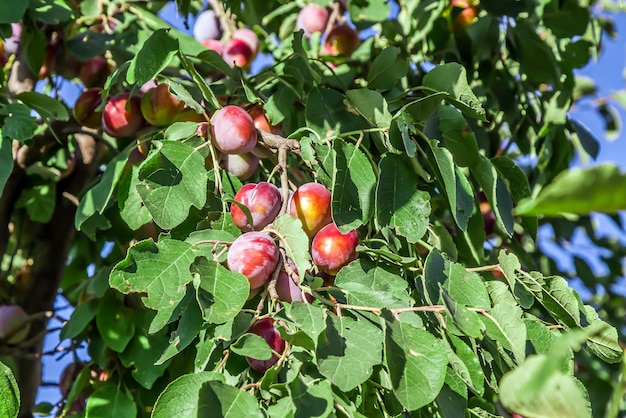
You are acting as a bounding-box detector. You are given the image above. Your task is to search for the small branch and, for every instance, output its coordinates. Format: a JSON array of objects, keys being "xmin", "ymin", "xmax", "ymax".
[
  {"xmin": 258, "ymin": 130, "xmax": 300, "ymax": 154},
  {"xmin": 207, "ymin": 0, "xmax": 236, "ymax": 38},
  {"xmin": 278, "ymin": 145, "xmax": 289, "ymax": 215}
]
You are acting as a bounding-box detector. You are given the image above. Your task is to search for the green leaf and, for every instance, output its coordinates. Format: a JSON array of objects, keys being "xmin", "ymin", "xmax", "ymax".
[
  {"xmin": 499, "ymin": 354, "xmax": 591, "ymax": 418},
  {"xmin": 270, "ymin": 214, "xmax": 312, "ymax": 283},
  {"xmin": 96, "ymin": 294, "xmax": 135, "ymax": 352},
  {"xmin": 76, "ymin": 147, "xmax": 133, "ymax": 230},
  {"xmin": 581, "ymin": 305, "xmax": 622, "ymax": 363},
  {"xmin": 332, "ymin": 140, "xmax": 376, "ymax": 231},
  {"xmin": 1, "ymin": 103, "xmax": 38, "ymax": 141},
  {"xmin": 316, "ymin": 315, "xmax": 383, "ymax": 391},
  {"xmin": 197, "ymin": 380, "xmax": 263, "ymax": 418},
  {"xmin": 109, "ymin": 238, "xmax": 201, "ymax": 312},
  {"xmin": 445, "ymin": 262, "xmax": 491, "ymax": 308},
  {"xmin": 137, "ymin": 141, "xmax": 207, "ymax": 229},
  {"xmin": 284, "ymin": 302, "xmax": 327, "ymax": 348},
  {"xmin": 191, "ymin": 257, "xmax": 250, "ymax": 324},
  {"xmin": 151, "ymin": 372, "xmax": 227, "ymax": 418},
  {"xmin": 482, "ymin": 281, "xmax": 526, "ymax": 364},
  {"xmin": 471, "ymin": 156, "xmax": 515, "ymax": 236},
  {"xmin": 517, "ymin": 272, "xmax": 581, "ymax": 328},
  {"xmin": 85, "ymin": 384, "xmax": 137, "ymax": 418},
  {"xmin": 436, "ymin": 106, "xmax": 481, "ymax": 168},
  {"xmin": 422, "ymin": 63, "xmax": 486, "ymax": 121},
  {"xmin": 60, "ymin": 299, "xmax": 99, "ymax": 340},
  {"xmin": 0, "ymin": 136, "xmax": 12, "ymax": 196},
  {"xmin": 517, "ymin": 164, "xmax": 626, "ymax": 216},
  {"xmin": 118, "ymin": 161, "xmax": 153, "ymax": 230},
  {"xmin": 384, "ymin": 314, "xmax": 447, "ymax": 411},
  {"xmin": 156, "ymin": 287, "xmax": 203, "ymax": 365},
  {"xmin": 345, "ymin": 89, "xmax": 392, "ymax": 128},
  {"xmin": 231, "ymin": 333, "xmax": 273, "ymax": 360},
  {"xmin": 441, "ymin": 288, "xmax": 485, "ymax": 339},
  {"xmin": 376, "ymin": 154, "xmax": 430, "ymax": 243},
  {"xmin": 422, "ymin": 249, "xmax": 447, "ymax": 305},
  {"xmin": 27, "ymin": 0, "xmax": 73, "ymax": 24},
  {"xmin": 0, "ymin": 361, "xmax": 19, "ymax": 418},
  {"xmin": 334, "ymin": 259, "xmax": 412, "ymax": 308},
  {"xmin": 177, "ymin": 51, "xmax": 222, "ymax": 111},
  {"xmin": 127, "ymin": 29, "xmax": 178, "ymax": 86},
  {"xmin": 0, "ymin": 1, "xmax": 27, "ymax": 23},
  {"xmin": 120, "ymin": 328, "xmax": 172, "ymax": 389},
  {"xmin": 16, "ymin": 91, "xmax": 69, "ymax": 121},
  {"xmin": 306, "ymin": 87, "xmax": 366, "ymax": 136},
  {"xmin": 446, "ymin": 334, "xmax": 485, "ymax": 396},
  {"xmin": 367, "ymin": 47, "xmax": 409, "ymax": 90},
  {"xmin": 289, "ymin": 378, "xmax": 334, "ymax": 418},
  {"xmin": 543, "ymin": 0, "xmax": 589, "ymax": 38},
  {"xmin": 348, "ymin": 0, "xmax": 390, "ymax": 28},
  {"xmin": 15, "ymin": 182, "xmax": 55, "ymax": 223},
  {"xmin": 511, "ymin": 19, "xmax": 560, "ymax": 85},
  {"xmin": 424, "ymin": 139, "xmax": 474, "ymax": 231}
]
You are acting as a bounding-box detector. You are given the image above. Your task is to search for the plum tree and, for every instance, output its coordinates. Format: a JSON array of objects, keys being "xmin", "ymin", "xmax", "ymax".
[
  {"xmin": 1, "ymin": 1, "xmax": 624, "ymax": 417},
  {"xmin": 311, "ymin": 223, "xmax": 359, "ymax": 275},
  {"xmin": 210, "ymin": 105, "xmax": 257, "ymax": 153},
  {"xmin": 230, "ymin": 182, "xmax": 282, "ymax": 231},
  {"xmin": 227, "ymin": 232, "xmax": 279, "ymax": 289},
  {"xmin": 245, "ymin": 318, "xmax": 286, "ymax": 373}
]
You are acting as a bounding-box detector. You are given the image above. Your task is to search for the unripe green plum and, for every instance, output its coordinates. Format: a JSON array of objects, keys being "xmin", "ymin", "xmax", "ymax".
[
  {"xmin": 230, "ymin": 182, "xmax": 282, "ymax": 232},
  {"xmin": 288, "ymin": 182, "xmax": 332, "ymax": 237},
  {"xmin": 73, "ymin": 88, "xmax": 103, "ymax": 129},
  {"xmin": 227, "ymin": 232, "xmax": 280, "ymax": 289},
  {"xmin": 102, "ymin": 93, "xmax": 145, "ymax": 138},
  {"xmin": 220, "ymin": 152, "xmax": 259, "ymax": 180},
  {"xmin": 246, "ymin": 318, "xmax": 286, "ymax": 373},
  {"xmin": 140, "ymin": 84, "xmax": 185, "ymax": 127},
  {"xmin": 211, "ymin": 105, "xmax": 257, "ymax": 154},
  {"xmin": 311, "ymin": 223, "xmax": 359, "ymax": 275},
  {"xmin": 0, "ymin": 305, "xmax": 30, "ymax": 344}
]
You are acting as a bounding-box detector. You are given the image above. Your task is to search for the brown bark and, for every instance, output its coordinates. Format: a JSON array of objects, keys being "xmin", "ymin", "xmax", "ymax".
[{"xmin": 16, "ymin": 133, "xmax": 100, "ymax": 418}]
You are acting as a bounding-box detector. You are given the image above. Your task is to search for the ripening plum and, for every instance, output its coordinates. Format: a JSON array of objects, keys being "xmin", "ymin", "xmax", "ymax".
[
  {"xmin": 296, "ymin": 4, "xmax": 329, "ymax": 36},
  {"xmin": 211, "ymin": 105, "xmax": 257, "ymax": 154},
  {"xmin": 193, "ymin": 9, "xmax": 222, "ymax": 42},
  {"xmin": 78, "ymin": 56, "xmax": 111, "ymax": 88},
  {"xmin": 202, "ymin": 39, "xmax": 224, "ymax": 55},
  {"xmin": 311, "ymin": 223, "xmax": 359, "ymax": 275},
  {"xmin": 0, "ymin": 305, "xmax": 30, "ymax": 344},
  {"xmin": 323, "ymin": 24, "xmax": 360, "ymax": 56},
  {"xmin": 4, "ymin": 23, "xmax": 21, "ymax": 54},
  {"xmin": 288, "ymin": 182, "xmax": 332, "ymax": 237},
  {"xmin": 222, "ymin": 37, "xmax": 254, "ymax": 68},
  {"xmin": 220, "ymin": 152, "xmax": 259, "ymax": 180},
  {"xmin": 275, "ymin": 259, "xmax": 313, "ymax": 303},
  {"xmin": 248, "ymin": 106, "xmax": 282, "ymax": 135},
  {"xmin": 230, "ymin": 182, "xmax": 282, "ymax": 232},
  {"xmin": 227, "ymin": 232, "xmax": 280, "ymax": 289},
  {"xmin": 102, "ymin": 93, "xmax": 145, "ymax": 138},
  {"xmin": 140, "ymin": 84, "xmax": 185, "ymax": 127},
  {"xmin": 73, "ymin": 88, "xmax": 103, "ymax": 129},
  {"xmin": 232, "ymin": 28, "xmax": 259, "ymax": 57},
  {"xmin": 246, "ymin": 318, "xmax": 286, "ymax": 373}
]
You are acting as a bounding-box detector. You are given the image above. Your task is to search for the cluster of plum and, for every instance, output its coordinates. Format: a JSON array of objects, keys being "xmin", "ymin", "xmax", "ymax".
[
  {"xmin": 296, "ymin": 3, "xmax": 360, "ymax": 57},
  {"xmin": 192, "ymin": 10, "xmax": 259, "ymax": 68},
  {"xmin": 227, "ymin": 179, "xmax": 359, "ymax": 372}
]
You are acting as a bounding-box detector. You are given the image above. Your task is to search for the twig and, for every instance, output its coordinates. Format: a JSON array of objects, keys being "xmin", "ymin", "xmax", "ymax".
[{"xmin": 278, "ymin": 145, "xmax": 289, "ymax": 214}]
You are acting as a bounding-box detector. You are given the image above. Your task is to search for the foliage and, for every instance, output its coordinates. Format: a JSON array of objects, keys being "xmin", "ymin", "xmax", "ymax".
[{"xmin": 0, "ymin": 0, "xmax": 625, "ymax": 417}]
